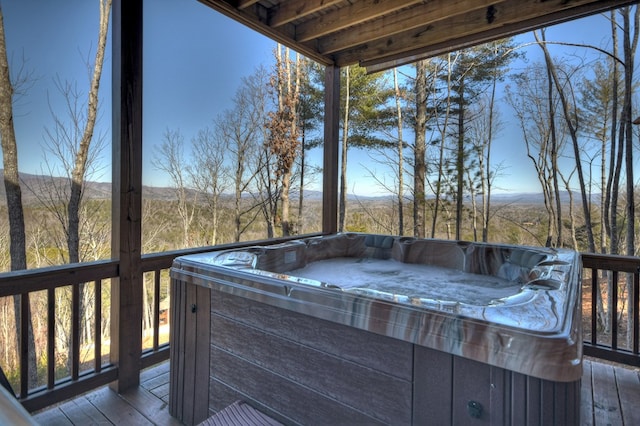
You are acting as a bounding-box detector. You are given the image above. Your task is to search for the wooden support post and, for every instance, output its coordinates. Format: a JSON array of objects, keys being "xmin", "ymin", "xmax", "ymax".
[
  {"xmin": 323, "ymin": 65, "xmax": 340, "ymax": 234},
  {"xmin": 110, "ymin": 0, "xmax": 143, "ymax": 393}
]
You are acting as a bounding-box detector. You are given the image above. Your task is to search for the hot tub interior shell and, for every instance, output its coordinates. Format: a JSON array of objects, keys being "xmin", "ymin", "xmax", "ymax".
[{"xmin": 169, "ymin": 233, "xmax": 582, "ymax": 425}]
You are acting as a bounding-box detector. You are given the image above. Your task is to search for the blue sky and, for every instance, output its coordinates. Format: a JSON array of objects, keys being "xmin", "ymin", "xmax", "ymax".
[{"xmin": 1, "ymin": 1, "xmax": 630, "ymax": 197}]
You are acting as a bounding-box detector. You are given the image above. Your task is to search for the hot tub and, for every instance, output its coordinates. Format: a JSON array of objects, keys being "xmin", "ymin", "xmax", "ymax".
[{"xmin": 170, "ymin": 233, "xmax": 582, "ymax": 425}]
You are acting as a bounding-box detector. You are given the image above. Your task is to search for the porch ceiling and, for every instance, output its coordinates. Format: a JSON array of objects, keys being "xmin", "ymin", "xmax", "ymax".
[{"xmin": 198, "ymin": 0, "xmax": 637, "ymax": 71}]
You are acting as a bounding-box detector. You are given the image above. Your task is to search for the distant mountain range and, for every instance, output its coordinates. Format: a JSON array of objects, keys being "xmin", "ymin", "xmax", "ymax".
[
  {"xmin": 0, "ymin": 170, "xmax": 587, "ymax": 206},
  {"xmin": 0, "ymin": 171, "xmax": 184, "ymax": 204}
]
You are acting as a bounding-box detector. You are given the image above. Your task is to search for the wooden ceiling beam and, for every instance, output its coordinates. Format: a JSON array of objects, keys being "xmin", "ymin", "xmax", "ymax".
[
  {"xmin": 336, "ymin": 0, "xmax": 632, "ymax": 67},
  {"xmin": 237, "ymin": 0, "xmax": 261, "ymax": 10},
  {"xmin": 318, "ymin": 0, "xmax": 498, "ymax": 54},
  {"xmin": 295, "ymin": 0, "xmax": 423, "ymax": 42},
  {"xmin": 269, "ymin": 0, "xmax": 343, "ymax": 28},
  {"xmin": 197, "ymin": 0, "xmax": 333, "ymax": 65}
]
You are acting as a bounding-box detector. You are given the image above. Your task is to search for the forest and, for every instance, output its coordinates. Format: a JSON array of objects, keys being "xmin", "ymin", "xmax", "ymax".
[{"xmin": 1, "ymin": 2, "xmax": 639, "ymax": 391}]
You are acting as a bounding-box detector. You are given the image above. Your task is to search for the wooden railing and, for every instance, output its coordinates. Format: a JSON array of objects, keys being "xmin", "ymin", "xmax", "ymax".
[
  {"xmin": 0, "ymin": 243, "xmax": 638, "ymax": 413},
  {"xmin": 581, "ymin": 252, "xmax": 640, "ymax": 367},
  {"xmin": 0, "ymin": 236, "xmax": 312, "ymax": 412},
  {"xmin": 0, "ymin": 261, "xmax": 120, "ymax": 412}
]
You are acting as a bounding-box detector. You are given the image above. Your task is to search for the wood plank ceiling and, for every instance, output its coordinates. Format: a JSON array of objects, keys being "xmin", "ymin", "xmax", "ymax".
[{"xmin": 199, "ymin": 0, "xmax": 637, "ymax": 71}]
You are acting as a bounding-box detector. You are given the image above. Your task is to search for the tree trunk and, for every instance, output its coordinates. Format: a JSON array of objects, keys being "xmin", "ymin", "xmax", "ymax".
[
  {"xmin": 605, "ymin": 11, "xmax": 620, "ymax": 256},
  {"xmin": 622, "ymin": 6, "xmax": 638, "ymax": 349},
  {"xmin": 413, "ymin": 60, "xmax": 427, "ymax": 238},
  {"xmin": 298, "ymin": 126, "xmax": 305, "ymax": 234},
  {"xmin": 234, "ymin": 152, "xmax": 244, "ymax": 242},
  {"xmin": 455, "ymin": 79, "xmax": 465, "ymax": 240},
  {"xmin": 482, "ymin": 67, "xmax": 497, "ymax": 243},
  {"xmin": 393, "ymin": 69, "xmax": 404, "ymax": 235},
  {"xmin": 68, "ymin": 0, "xmax": 111, "ymax": 263},
  {"xmin": 537, "ymin": 31, "xmax": 596, "ymax": 253},
  {"xmin": 623, "ymin": 7, "xmax": 637, "ymax": 258},
  {"xmin": 339, "ymin": 66, "xmax": 350, "ymax": 232},
  {"xmin": 0, "ymin": 5, "xmax": 39, "ymax": 390},
  {"xmin": 544, "ymin": 38, "xmax": 562, "ymax": 248}
]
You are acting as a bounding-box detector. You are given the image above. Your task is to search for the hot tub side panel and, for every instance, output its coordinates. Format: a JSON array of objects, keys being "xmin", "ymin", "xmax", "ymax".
[
  {"xmin": 170, "ymin": 273, "xmax": 581, "ymax": 425},
  {"xmin": 412, "ymin": 345, "xmax": 580, "ymax": 425},
  {"xmin": 169, "ymin": 278, "xmax": 211, "ymax": 425},
  {"xmin": 207, "ymin": 289, "xmax": 414, "ymax": 425}
]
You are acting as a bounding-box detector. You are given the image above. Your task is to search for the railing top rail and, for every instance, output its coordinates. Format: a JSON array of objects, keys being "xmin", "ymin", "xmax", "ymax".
[
  {"xmin": 0, "ymin": 233, "xmax": 327, "ymax": 296},
  {"xmin": 581, "ymin": 252, "xmax": 640, "ymax": 273},
  {"xmin": 0, "ymin": 260, "xmax": 119, "ymax": 297}
]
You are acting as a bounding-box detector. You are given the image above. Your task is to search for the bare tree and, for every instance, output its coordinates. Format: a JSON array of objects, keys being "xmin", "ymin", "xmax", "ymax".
[
  {"xmin": 153, "ymin": 128, "xmax": 197, "ymax": 248},
  {"xmin": 0, "ymin": 3, "xmax": 38, "ymax": 389},
  {"xmin": 339, "ymin": 66, "xmax": 351, "ymax": 232},
  {"xmin": 266, "ymin": 45, "xmax": 300, "ymax": 236},
  {"xmin": 620, "ymin": 7, "xmax": 639, "ymax": 259},
  {"xmin": 412, "ymin": 60, "xmax": 428, "ymax": 238},
  {"xmin": 189, "ymin": 127, "xmax": 230, "ymax": 245},
  {"xmin": 66, "ymin": 0, "xmax": 111, "ymax": 264},
  {"xmin": 337, "ymin": 66, "xmax": 391, "ymax": 232},
  {"xmin": 536, "ymin": 30, "xmax": 596, "ymax": 252},
  {"xmin": 0, "ymin": 5, "xmax": 27, "ymax": 272},
  {"xmin": 217, "ymin": 68, "xmax": 268, "ymax": 241},
  {"xmin": 295, "ymin": 58, "xmax": 323, "ymax": 235},
  {"xmin": 467, "ymin": 96, "xmax": 506, "ymax": 242},
  {"xmin": 506, "ymin": 61, "xmax": 569, "ymax": 247},
  {"xmin": 393, "ymin": 68, "xmax": 405, "ymax": 235},
  {"xmin": 429, "ymin": 55, "xmax": 456, "ymax": 239}
]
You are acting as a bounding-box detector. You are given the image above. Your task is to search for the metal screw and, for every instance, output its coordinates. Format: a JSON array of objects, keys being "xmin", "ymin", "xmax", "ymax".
[{"xmin": 467, "ymin": 400, "xmax": 483, "ymax": 419}]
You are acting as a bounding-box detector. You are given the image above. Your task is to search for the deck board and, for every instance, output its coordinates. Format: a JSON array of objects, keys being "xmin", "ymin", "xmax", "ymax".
[
  {"xmin": 615, "ymin": 364, "xmax": 640, "ymax": 426},
  {"xmin": 119, "ymin": 386, "xmax": 182, "ymax": 426},
  {"xmin": 84, "ymin": 387, "xmax": 154, "ymax": 425},
  {"xmin": 32, "ymin": 358, "xmax": 640, "ymax": 425},
  {"xmin": 581, "ymin": 359, "xmax": 595, "ymax": 426},
  {"xmin": 57, "ymin": 397, "xmax": 111, "ymax": 425}
]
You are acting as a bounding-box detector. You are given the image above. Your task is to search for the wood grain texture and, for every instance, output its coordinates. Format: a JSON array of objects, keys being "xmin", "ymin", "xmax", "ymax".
[
  {"xmin": 170, "ymin": 277, "xmax": 581, "ymax": 425},
  {"xmin": 33, "ymin": 358, "xmax": 638, "ymax": 425},
  {"xmin": 211, "ymin": 313, "xmax": 412, "ymax": 421},
  {"xmin": 32, "ymin": 408, "xmax": 74, "ymax": 426},
  {"xmin": 580, "ymin": 360, "xmax": 594, "ymax": 426},
  {"xmin": 413, "ymin": 346, "xmax": 453, "ymax": 425},
  {"xmin": 85, "ymin": 387, "xmax": 152, "ymax": 425},
  {"xmin": 615, "ymin": 365, "xmax": 640, "ymax": 426},
  {"xmin": 591, "ymin": 362, "xmax": 623, "ymax": 425},
  {"xmin": 211, "ymin": 290, "xmax": 413, "ymax": 379},
  {"xmin": 56, "ymin": 397, "xmax": 109, "ymax": 425},
  {"xmin": 182, "ymin": 283, "xmax": 198, "ymax": 424},
  {"xmin": 451, "ymin": 357, "xmax": 491, "ymax": 425},
  {"xmin": 110, "ymin": 0, "xmax": 144, "ymax": 393},
  {"xmin": 169, "ymin": 280, "xmax": 183, "ymax": 419},
  {"xmin": 209, "ymin": 347, "xmax": 389, "ymax": 425},
  {"xmin": 413, "ymin": 345, "xmax": 581, "ymax": 425},
  {"xmin": 169, "ymin": 280, "xmax": 211, "ymax": 426},
  {"xmin": 195, "ymin": 285, "xmax": 211, "ymax": 422},
  {"xmin": 119, "ymin": 386, "xmax": 183, "ymax": 426},
  {"xmin": 322, "ymin": 65, "xmax": 339, "ymax": 234}
]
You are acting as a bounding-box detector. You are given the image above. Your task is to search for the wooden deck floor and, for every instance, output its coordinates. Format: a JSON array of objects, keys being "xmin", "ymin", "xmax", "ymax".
[
  {"xmin": 32, "ymin": 361, "xmax": 180, "ymax": 426},
  {"xmin": 32, "ymin": 358, "xmax": 640, "ymax": 425}
]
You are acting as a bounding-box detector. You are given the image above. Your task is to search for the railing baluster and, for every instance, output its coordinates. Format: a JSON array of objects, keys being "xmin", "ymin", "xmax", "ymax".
[
  {"xmin": 47, "ymin": 288, "xmax": 55, "ymax": 389},
  {"xmin": 153, "ymin": 270, "xmax": 161, "ymax": 351},
  {"xmin": 0, "ymin": 260, "xmax": 121, "ymax": 412},
  {"xmin": 20, "ymin": 293, "xmax": 29, "ymax": 398},
  {"xmin": 611, "ymin": 271, "xmax": 618, "ymax": 350},
  {"xmin": 71, "ymin": 283, "xmax": 80, "ymax": 381},
  {"xmin": 591, "ymin": 268, "xmax": 598, "ymax": 345},
  {"xmin": 633, "ymin": 271, "xmax": 639, "ymax": 355},
  {"xmin": 95, "ymin": 279, "xmax": 102, "ymax": 373}
]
